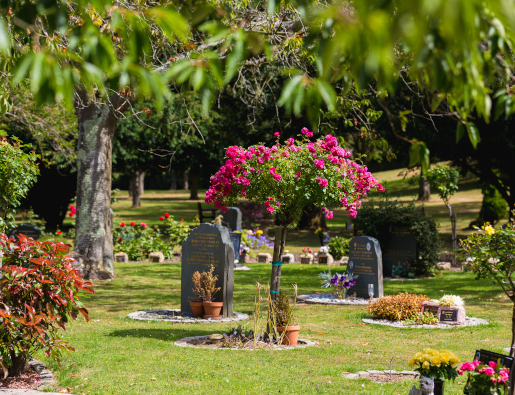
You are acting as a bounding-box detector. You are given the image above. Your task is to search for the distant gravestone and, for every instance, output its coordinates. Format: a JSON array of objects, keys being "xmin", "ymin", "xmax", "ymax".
[
  {"xmin": 181, "ymin": 223, "xmax": 234, "ymax": 317},
  {"xmin": 114, "ymin": 252, "xmax": 129, "ymax": 263},
  {"xmin": 346, "ymin": 220, "xmax": 353, "ymax": 230},
  {"xmin": 221, "ymin": 207, "xmax": 242, "ymax": 231},
  {"xmin": 347, "ymin": 236, "xmax": 383, "ymax": 298},
  {"xmin": 281, "ymin": 253, "xmax": 295, "ymax": 264},
  {"xmin": 382, "ymin": 226, "xmax": 417, "ymax": 277},
  {"xmin": 229, "ymin": 233, "xmax": 241, "ymax": 262},
  {"xmin": 149, "ymin": 252, "xmax": 165, "ymax": 263},
  {"xmin": 8, "ymin": 224, "xmax": 41, "ymax": 240},
  {"xmin": 257, "ymin": 253, "xmax": 272, "ymax": 263}
]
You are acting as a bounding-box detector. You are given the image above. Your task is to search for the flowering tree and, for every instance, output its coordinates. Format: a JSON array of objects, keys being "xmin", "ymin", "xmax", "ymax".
[
  {"xmin": 458, "ymin": 219, "xmax": 515, "ymax": 392},
  {"xmin": 206, "ymin": 128, "xmax": 383, "ymax": 296}
]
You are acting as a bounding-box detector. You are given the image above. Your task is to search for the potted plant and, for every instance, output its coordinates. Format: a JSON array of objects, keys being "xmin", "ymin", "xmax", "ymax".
[
  {"xmin": 190, "ymin": 271, "xmax": 205, "ymax": 318},
  {"xmin": 459, "ymin": 359, "xmax": 510, "ymax": 395},
  {"xmin": 199, "ymin": 264, "xmax": 223, "ymax": 319},
  {"xmin": 409, "ymin": 348, "xmax": 461, "ymax": 395},
  {"xmin": 319, "ymin": 270, "xmax": 358, "ymax": 299},
  {"xmin": 275, "ymin": 289, "xmax": 300, "ymax": 346}
]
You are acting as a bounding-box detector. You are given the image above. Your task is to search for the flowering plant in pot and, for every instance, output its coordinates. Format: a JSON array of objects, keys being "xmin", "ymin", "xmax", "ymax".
[
  {"xmin": 191, "ymin": 264, "xmax": 222, "ymax": 319},
  {"xmin": 459, "ymin": 360, "xmax": 510, "ymax": 395},
  {"xmin": 205, "ymin": 128, "xmax": 383, "ymax": 298},
  {"xmin": 319, "ymin": 270, "xmax": 358, "ymax": 299},
  {"xmin": 409, "ymin": 348, "xmax": 461, "ymax": 395}
]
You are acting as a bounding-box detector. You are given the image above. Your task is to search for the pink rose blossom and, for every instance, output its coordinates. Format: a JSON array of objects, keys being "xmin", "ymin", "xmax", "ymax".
[
  {"xmin": 274, "ymin": 132, "xmax": 280, "ymax": 136},
  {"xmin": 276, "ymin": 202, "xmax": 281, "ymax": 207},
  {"xmin": 301, "ymin": 127, "xmax": 309, "ymax": 134},
  {"xmin": 267, "ymin": 206, "xmax": 274, "ymax": 213},
  {"xmin": 296, "ymin": 171, "xmax": 301, "ymax": 179},
  {"xmin": 306, "ymin": 132, "xmax": 313, "ymax": 137},
  {"xmin": 489, "ymin": 361, "xmax": 497, "ymax": 369}
]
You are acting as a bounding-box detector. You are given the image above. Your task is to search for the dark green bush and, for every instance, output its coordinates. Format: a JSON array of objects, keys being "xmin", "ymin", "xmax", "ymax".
[
  {"xmin": 353, "ymin": 198, "xmax": 442, "ymax": 275},
  {"xmin": 327, "ymin": 236, "xmax": 350, "ymax": 260},
  {"xmin": 476, "ymin": 184, "xmax": 507, "ymax": 226}
]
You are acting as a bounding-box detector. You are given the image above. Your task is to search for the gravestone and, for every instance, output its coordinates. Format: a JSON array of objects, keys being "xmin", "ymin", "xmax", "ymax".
[
  {"xmin": 346, "ymin": 220, "xmax": 353, "ymax": 230},
  {"xmin": 300, "ymin": 254, "xmax": 314, "ymax": 264},
  {"xmin": 229, "ymin": 232, "xmax": 241, "ymax": 262},
  {"xmin": 221, "ymin": 207, "xmax": 242, "ymax": 231},
  {"xmin": 114, "ymin": 252, "xmax": 129, "ymax": 263},
  {"xmin": 422, "ymin": 301, "xmax": 439, "ymax": 316},
  {"xmin": 437, "ymin": 305, "xmax": 466, "ymax": 325},
  {"xmin": 347, "ymin": 236, "xmax": 383, "ymax": 298},
  {"xmin": 281, "ymin": 253, "xmax": 295, "ymax": 264},
  {"xmin": 257, "ymin": 252, "xmax": 272, "ymax": 263},
  {"xmin": 8, "ymin": 224, "xmax": 41, "ymax": 240},
  {"xmin": 318, "ymin": 253, "xmax": 334, "ymax": 265},
  {"xmin": 181, "ymin": 223, "xmax": 234, "ymax": 317},
  {"xmin": 149, "ymin": 252, "xmax": 165, "ymax": 263},
  {"xmin": 383, "ymin": 226, "xmax": 417, "ymax": 277}
]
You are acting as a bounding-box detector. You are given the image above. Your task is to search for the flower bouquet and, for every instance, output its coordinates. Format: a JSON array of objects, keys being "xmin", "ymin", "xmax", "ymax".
[
  {"xmin": 319, "ymin": 270, "xmax": 358, "ymax": 299},
  {"xmin": 460, "ymin": 360, "xmax": 510, "ymax": 395},
  {"xmin": 409, "ymin": 348, "xmax": 461, "ymax": 393}
]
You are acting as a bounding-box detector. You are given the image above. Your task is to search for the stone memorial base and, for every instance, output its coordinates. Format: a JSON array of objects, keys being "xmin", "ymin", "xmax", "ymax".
[
  {"xmin": 343, "ymin": 370, "xmax": 419, "ymax": 382},
  {"xmin": 149, "ymin": 252, "xmax": 165, "ymax": 263},
  {"xmin": 300, "ymin": 254, "xmax": 314, "ymax": 264},
  {"xmin": 114, "ymin": 252, "xmax": 129, "ymax": 263},
  {"xmin": 128, "ymin": 309, "xmax": 249, "ymax": 323},
  {"xmin": 257, "ymin": 252, "xmax": 272, "ymax": 263},
  {"xmin": 174, "ymin": 335, "xmax": 317, "ymax": 350},
  {"xmin": 361, "ymin": 316, "xmax": 488, "ymax": 329},
  {"xmin": 297, "ymin": 293, "xmax": 370, "ymax": 305},
  {"xmin": 234, "ymin": 264, "xmax": 251, "ymax": 271},
  {"xmin": 317, "ymin": 253, "xmax": 334, "ymax": 265},
  {"xmin": 281, "ymin": 253, "xmax": 295, "ymax": 264}
]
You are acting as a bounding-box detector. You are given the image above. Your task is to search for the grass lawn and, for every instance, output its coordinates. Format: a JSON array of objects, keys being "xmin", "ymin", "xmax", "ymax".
[{"xmin": 44, "ymin": 261, "xmax": 511, "ymax": 395}]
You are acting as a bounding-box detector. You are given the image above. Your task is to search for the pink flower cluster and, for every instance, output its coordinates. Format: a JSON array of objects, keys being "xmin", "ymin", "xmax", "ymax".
[
  {"xmin": 205, "ymin": 129, "xmax": 384, "ymax": 218},
  {"xmin": 459, "ymin": 360, "xmax": 510, "ymax": 385}
]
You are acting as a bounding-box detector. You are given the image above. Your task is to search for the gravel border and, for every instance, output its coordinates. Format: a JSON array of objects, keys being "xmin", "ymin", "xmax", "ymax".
[
  {"xmin": 127, "ymin": 309, "xmax": 249, "ymax": 323},
  {"xmin": 174, "ymin": 335, "xmax": 317, "ymax": 350},
  {"xmin": 297, "ymin": 294, "xmax": 370, "ymax": 305},
  {"xmin": 362, "ymin": 316, "xmax": 488, "ymax": 329},
  {"xmin": 343, "ymin": 370, "xmax": 419, "ymax": 380}
]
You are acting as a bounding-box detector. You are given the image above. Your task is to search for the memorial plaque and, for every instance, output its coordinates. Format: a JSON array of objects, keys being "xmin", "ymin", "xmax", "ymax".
[
  {"xmin": 221, "ymin": 207, "xmax": 242, "ymax": 231},
  {"xmin": 8, "ymin": 224, "xmax": 42, "ymax": 240},
  {"xmin": 301, "ymin": 257, "xmax": 311, "ymax": 264},
  {"xmin": 347, "ymin": 236, "xmax": 383, "ymax": 298},
  {"xmin": 114, "ymin": 252, "xmax": 128, "ymax": 263},
  {"xmin": 151, "ymin": 256, "xmax": 160, "ymax": 263},
  {"xmin": 383, "ymin": 226, "xmax": 417, "ymax": 277},
  {"xmin": 258, "ymin": 255, "xmax": 267, "ymax": 263},
  {"xmin": 181, "ymin": 223, "xmax": 234, "ymax": 317},
  {"xmin": 440, "ymin": 309, "xmax": 458, "ymax": 322},
  {"xmin": 282, "ymin": 256, "xmax": 290, "ymax": 263},
  {"xmin": 319, "ymin": 256, "xmax": 328, "ymax": 264},
  {"xmin": 229, "ymin": 232, "xmax": 241, "ymax": 262},
  {"xmin": 116, "ymin": 255, "xmax": 125, "ymax": 263}
]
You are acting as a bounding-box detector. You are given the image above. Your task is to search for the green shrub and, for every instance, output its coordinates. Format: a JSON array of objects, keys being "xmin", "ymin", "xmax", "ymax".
[
  {"xmin": 326, "ymin": 236, "xmax": 350, "ymax": 260},
  {"xmin": 353, "ymin": 198, "xmax": 442, "ymax": 275},
  {"xmin": 366, "ymin": 292, "xmax": 429, "ymax": 321},
  {"xmin": 404, "ymin": 312, "xmax": 439, "ymax": 325},
  {"xmin": 476, "ymin": 184, "xmax": 507, "ymax": 226}
]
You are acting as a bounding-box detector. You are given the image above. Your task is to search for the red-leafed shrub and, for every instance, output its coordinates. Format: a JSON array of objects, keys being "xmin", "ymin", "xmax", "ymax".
[
  {"xmin": 366, "ymin": 292, "xmax": 429, "ymax": 321},
  {"xmin": 0, "ymin": 234, "xmax": 94, "ymax": 377}
]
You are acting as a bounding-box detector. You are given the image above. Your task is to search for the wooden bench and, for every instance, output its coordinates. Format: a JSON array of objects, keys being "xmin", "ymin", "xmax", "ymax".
[{"xmin": 197, "ymin": 203, "xmax": 217, "ymax": 223}]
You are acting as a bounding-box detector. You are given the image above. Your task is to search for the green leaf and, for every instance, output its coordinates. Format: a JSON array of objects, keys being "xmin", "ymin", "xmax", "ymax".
[
  {"xmin": 316, "ymin": 80, "xmax": 336, "ymax": 112},
  {"xmin": 466, "ymin": 122, "xmax": 480, "ymax": 149},
  {"xmin": 456, "ymin": 123, "xmax": 466, "ymax": 143},
  {"xmin": 0, "ymin": 16, "xmax": 10, "ymax": 55},
  {"xmin": 147, "ymin": 7, "xmax": 188, "ymax": 42},
  {"xmin": 278, "ymin": 75, "xmax": 303, "ymax": 108}
]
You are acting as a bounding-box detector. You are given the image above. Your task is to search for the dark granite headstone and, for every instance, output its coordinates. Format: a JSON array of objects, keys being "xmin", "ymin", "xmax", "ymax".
[
  {"xmin": 229, "ymin": 232, "xmax": 241, "ymax": 262},
  {"xmin": 221, "ymin": 207, "xmax": 242, "ymax": 231},
  {"xmin": 347, "ymin": 236, "xmax": 383, "ymax": 298},
  {"xmin": 181, "ymin": 223, "xmax": 234, "ymax": 317},
  {"xmin": 464, "ymin": 350, "xmax": 515, "ymax": 394},
  {"xmin": 383, "ymin": 226, "xmax": 417, "ymax": 277},
  {"xmin": 8, "ymin": 224, "xmax": 42, "ymax": 240}
]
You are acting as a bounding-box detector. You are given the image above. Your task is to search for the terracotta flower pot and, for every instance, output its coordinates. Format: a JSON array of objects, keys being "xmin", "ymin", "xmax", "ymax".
[
  {"xmin": 203, "ymin": 301, "xmax": 223, "ymax": 319},
  {"xmin": 277, "ymin": 325, "xmax": 300, "ymax": 346},
  {"xmin": 189, "ymin": 300, "xmax": 204, "ymax": 318}
]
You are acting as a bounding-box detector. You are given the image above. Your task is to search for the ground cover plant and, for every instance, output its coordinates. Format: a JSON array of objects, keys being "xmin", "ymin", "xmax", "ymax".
[{"xmin": 33, "ymin": 260, "xmax": 509, "ymax": 395}]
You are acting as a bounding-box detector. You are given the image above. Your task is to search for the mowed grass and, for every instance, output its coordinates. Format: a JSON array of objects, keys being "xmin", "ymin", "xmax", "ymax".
[{"xmin": 43, "ymin": 261, "xmax": 511, "ymax": 395}]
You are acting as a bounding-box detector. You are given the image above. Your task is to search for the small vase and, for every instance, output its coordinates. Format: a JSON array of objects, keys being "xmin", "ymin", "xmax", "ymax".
[
  {"xmin": 189, "ymin": 300, "xmax": 204, "ymax": 318},
  {"xmin": 276, "ymin": 325, "xmax": 300, "ymax": 346},
  {"xmin": 433, "ymin": 380, "xmax": 444, "ymax": 395},
  {"xmin": 203, "ymin": 301, "xmax": 223, "ymax": 319},
  {"xmin": 319, "ymin": 236, "xmax": 324, "ymax": 246}
]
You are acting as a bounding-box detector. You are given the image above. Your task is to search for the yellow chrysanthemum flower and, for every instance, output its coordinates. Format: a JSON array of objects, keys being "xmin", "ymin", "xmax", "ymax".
[
  {"xmin": 440, "ymin": 354, "xmax": 450, "ymax": 363},
  {"xmin": 430, "ymin": 356, "xmax": 442, "ymax": 367},
  {"xmin": 409, "ymin": 357, "xmax": 416, "ymax": 367},
  {"xmin": 485, "ymin": 225, "xmax": 495, "ymax": 235},
  {"xmin": 431, "ymin": 350, "xmax": 440, "ymax": 357},
  {"xmin": 422, "ymin": 361, "xmax": 430, "ymax": 369},
  {"xmin": 423, "ymin": 348, "xmax": 432, "ymax": 354}
]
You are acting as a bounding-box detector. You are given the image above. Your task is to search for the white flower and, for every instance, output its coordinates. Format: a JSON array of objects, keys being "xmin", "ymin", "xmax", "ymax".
[
  {"xmin": 439, "ymin": 295, "xmax": 464, "ymax": 307},
  {"xmin": 0, "ymin": 250, "xmax": 4, "ymax": 258}
]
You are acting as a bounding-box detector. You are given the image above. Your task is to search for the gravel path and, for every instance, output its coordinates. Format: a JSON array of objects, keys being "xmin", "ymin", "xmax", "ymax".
[{"xmin": 297, "ymin": 294, "xmax": 370, "ymax": 305}]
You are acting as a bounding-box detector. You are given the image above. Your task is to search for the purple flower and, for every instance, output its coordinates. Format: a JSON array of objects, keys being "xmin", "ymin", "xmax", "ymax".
[
  {"xmin": 330, "ymin": 275, "xmax": 339, "ymax": 286},
  {"xmin": 339, "ymin": 275, "xmax": 346, "ymax": 282}
]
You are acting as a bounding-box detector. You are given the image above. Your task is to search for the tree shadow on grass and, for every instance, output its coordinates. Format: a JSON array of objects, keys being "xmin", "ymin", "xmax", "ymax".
[{"xmin": 107, "ymin": 328, "xmax": 229, "ymax": 342}]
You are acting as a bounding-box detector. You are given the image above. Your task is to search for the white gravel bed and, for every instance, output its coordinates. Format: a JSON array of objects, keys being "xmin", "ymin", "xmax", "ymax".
[
  {"xmin": 362, "ymin": 316, "xmax": 488, "ymax": 329},
  {"xmin": 297, "ymin": 294, "xmax": 370, "ymax": 305},
  {"xmin": 174, "ymin": 335, "xmax": 317, "ymax": 350},
  {"xmin": 128, "ymin": 309, "xmax": 249, "ymax": 323}
]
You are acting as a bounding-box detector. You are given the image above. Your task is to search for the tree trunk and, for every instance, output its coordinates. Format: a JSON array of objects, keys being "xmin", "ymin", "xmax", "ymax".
[
  {"xmin": 7, "ymin": 352, "xmax": 26, "ymax": 377},
  {"xmin": 73, "ymin": 94, "xmax": 118, "ymax": 280},
  {"xmin": 139, "ymin": 171, "xmax": 145, "ymax": 195},
  {"xmin": 170, "ymin": 169, "xmax": 177, "ymax": 190},
  {"xmin": 130, "ymin": 171, "xmax": 142, "ymax": 208},
  {"xmin": 270, "ymin": 225, "xmax": 287, "ymax": 301},
  {"xmin": 297, "ymin": 205, "xmax": 327, "ymax": 229},
  {"xmin": 418, "ymin": 170, "xmax": 431, "ymax": 201},
  {"xmin": 189, "ymin": 173, "xmax": 199, "ymax": 200},
  {"xmin": 183, "ymin": 168, "xmax": 189, "ymax": 190}
]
